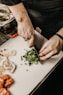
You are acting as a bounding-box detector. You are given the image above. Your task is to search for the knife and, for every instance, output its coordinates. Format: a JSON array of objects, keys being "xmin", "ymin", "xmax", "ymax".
[{"xmin": 32, "ymin": 45, "xmax": 40, "ymax": 61}]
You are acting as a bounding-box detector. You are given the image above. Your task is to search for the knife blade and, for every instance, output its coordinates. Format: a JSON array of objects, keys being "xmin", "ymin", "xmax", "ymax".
[{"xmin": 32, "ymin": 45, "xmax": 40, "ymax": 61}]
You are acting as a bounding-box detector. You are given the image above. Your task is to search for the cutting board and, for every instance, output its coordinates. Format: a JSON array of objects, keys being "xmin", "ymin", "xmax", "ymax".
[{"xmin": 0, "ymin": 31, "xmax": 63, "ymax": 95}]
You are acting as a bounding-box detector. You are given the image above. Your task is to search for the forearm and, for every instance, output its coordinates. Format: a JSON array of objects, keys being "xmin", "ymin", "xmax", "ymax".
[
  {"xmin": 8, "ymin": 3, "xmax": 29, "ymax": 22},
  {"xmin": 55, "ymin": 27, "xmax": 63, "ymax": 49},
  {"xmin": 57, "ymin": 27, "xmax": 63, "ymax": 37}
]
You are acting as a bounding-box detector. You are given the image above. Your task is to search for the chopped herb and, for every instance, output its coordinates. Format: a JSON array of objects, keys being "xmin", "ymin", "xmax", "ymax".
[
  {"xmin": 26, "ymin": 69, "xmax": 28, "ymax": 71},
  {"xmin": 21, "ymin": 56, "xmax": 23, "ymax": 60},
  {"xmin": 25, "ymin": 63, "xmax": 27, "ymax": 65},
  {"xmin": 22, "ymin": 49, "xmax": 39, "ymax": 65}
]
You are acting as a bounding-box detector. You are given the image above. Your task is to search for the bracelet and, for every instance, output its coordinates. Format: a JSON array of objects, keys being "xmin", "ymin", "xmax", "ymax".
[{"xmin": 55, "ymin": 34, "xmax": 63, "ymax": 40}]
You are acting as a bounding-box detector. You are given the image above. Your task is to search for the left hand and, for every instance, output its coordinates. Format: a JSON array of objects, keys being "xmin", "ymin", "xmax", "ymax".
[{"xmin": 39, "ymin": 35, "xmax": 63, "ymax": 60}]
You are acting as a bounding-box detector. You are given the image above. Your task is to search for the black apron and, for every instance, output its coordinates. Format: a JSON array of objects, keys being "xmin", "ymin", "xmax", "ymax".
[{"xmin": 23, "ymin": 0, "xmax": 63, "ymax": 38}]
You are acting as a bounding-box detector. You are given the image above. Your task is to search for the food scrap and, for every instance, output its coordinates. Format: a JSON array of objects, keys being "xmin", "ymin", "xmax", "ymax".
[
  {"xmin": 0, "ymin": 74, "xmax": 14, "ymax": 95},
  {"xmin": 21, "ymin": 49, "xmax": 39, "ymax": 65},
  {"xmin": 11, "ymin": 33, "xmax": 18, "ymax": 38},
  {"xmin": 0, "ymin": 49, "xmax": 17, "ymax": 76},
  {"xmin": 0, "ymin": 49, "xmax": 17, "ymax": 58},
  {"xmin": 2, "ymin": 59, "xmax": 16, "ymax": 73}
]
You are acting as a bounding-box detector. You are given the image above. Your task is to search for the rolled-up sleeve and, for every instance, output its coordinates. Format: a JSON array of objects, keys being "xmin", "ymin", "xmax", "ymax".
[{"xmin": 0, "ymin": 0, "xmax": 22, "ymax": 5}]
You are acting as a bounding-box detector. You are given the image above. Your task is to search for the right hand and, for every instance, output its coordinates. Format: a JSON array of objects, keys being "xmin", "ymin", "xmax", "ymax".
[
  {"xmin": 17, "ymin": 14, "xmax": 34, "ymax": 47},
  {"xmin": 9, "ymin": 3, "xmax": 34, "ymax": 47}
]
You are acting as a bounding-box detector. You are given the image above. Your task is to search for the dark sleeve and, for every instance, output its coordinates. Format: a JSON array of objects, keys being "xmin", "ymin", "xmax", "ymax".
[{"xmin": 0, "ymin": 0, "xmax": 22, "ymax": 6}]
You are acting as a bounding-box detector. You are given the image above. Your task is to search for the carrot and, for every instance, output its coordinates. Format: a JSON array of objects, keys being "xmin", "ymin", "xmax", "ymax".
[{"xmin": 11, "ymin": 33, "xmax": 18, "ymax": 38}]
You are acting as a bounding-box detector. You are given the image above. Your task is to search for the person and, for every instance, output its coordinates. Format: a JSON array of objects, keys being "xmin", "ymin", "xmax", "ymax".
[{"xmin": 0, "ymin": 0, "xmax": 63, "ymax": 61}]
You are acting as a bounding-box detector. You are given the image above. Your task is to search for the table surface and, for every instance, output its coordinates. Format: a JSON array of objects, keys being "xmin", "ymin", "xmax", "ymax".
[{"xmin": 0, "ymin": 31, "xmax": 63, "ymax": 95}]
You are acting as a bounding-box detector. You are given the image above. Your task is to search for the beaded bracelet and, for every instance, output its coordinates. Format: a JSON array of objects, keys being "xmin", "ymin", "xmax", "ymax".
[{"xmin": 55, "ymin": 34, "xmax": 63, "ymax": 40}]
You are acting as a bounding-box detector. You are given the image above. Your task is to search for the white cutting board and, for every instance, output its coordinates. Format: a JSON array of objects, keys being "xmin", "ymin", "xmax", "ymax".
[{"xmin": 0, "ymin": 32, "xmax": 63, "ymax": 95}]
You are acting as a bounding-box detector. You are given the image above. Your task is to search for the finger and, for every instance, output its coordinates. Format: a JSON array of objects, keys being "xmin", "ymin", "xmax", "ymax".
[
  {"xmin": 39, "ymin": 49, "xmax": 58, "ymax": 60},
  {"xmin": 18, "ymin": 29, "xmax": 24, "ymax": 37},
  {"xmin": 28, "ymin": 35, "xmax": 34, "ymax": 47},
  {"xmin": 26, "ymin": 29, "xmax": 34, "ymax": 39},
  {"xmin": 23, "ymin": 32, "xmax": 29, "ymax": 40},
  {"xmin": 18, "ymin": 29, "xmax": 29, "ymax": 40},
  {"xmin": 39, "ymin": 46, "xmax": 53, "ymax": 57},
  {"xmin": 39, "ymin": 42, "xmax": 48, "ymax": 53},
  {"xmin": 21, "ymin": 28, "xmax": 32, "ymax": 39}
]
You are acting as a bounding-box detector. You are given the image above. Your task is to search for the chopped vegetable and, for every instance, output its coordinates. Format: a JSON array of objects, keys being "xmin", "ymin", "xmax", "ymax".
[{"xmin": 22, "ymin": 49, "xmax": 39, "ymax": 65}]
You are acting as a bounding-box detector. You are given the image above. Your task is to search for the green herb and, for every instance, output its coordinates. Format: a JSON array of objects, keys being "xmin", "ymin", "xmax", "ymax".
[{"xmin": 22, "ymin": 49, "xmax": 39, "ymax": 65}]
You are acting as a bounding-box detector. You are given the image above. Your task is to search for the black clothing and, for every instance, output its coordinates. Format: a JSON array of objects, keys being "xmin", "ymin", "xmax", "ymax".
[
  {"xmin": 0, "ymin": 0, "xmax": 63, "ymax": 38},
  {"xmin": 0, "ymin": 0, "xmax": 21, "ymax": 5}
]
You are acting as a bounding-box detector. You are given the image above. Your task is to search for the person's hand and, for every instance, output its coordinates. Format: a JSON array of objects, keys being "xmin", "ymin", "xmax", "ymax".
[
  {"xmin": 39, "ymin": 35, "xmax": 63, "ymax": 60},
  {"xmin": 8, "ymin": 3, "xmax": 34, "ymax": 47},
  {"xmin": 17, "ymin": 16, "xmax": 34, "ymax": 47}
]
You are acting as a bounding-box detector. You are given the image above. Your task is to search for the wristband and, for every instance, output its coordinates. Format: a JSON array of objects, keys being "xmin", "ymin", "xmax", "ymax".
[
  {"xmin": 55, "ymin": 34, "xmax": 63, "ymax": 40},
  {"xmin": 55, "ymin": 34, "xmax": 63, "ymax": 50}
]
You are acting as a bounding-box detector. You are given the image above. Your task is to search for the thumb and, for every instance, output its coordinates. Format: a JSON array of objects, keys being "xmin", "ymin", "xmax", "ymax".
[{"xmin": 28, "ymin": 35, "xmax": 34, "ymax": 47}]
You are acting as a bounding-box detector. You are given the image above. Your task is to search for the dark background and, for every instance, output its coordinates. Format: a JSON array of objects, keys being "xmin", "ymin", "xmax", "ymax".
[{"xmin": 33, "ymin": 58, "xmax": 63, "ymax": 95}]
